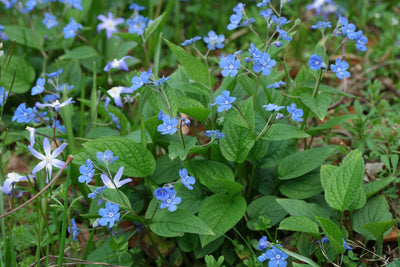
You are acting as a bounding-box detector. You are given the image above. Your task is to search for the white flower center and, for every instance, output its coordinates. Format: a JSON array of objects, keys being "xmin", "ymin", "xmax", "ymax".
[{"xmin": 109, "ymin": 212, "xmax": 114, "ymax": 217}]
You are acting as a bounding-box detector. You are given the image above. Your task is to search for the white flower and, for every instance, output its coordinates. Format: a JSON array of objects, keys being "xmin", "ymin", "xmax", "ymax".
[{"xmin": 100, "ymin": 166, "xmax": 131, "ymax": 189}]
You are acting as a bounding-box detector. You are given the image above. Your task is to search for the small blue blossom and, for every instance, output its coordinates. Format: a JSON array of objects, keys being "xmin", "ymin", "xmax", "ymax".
[
  {"xmin": 88, "ymin": 185, "xmax": 107, "ymax": 199},
  {"xmin": 101, "ymin": 166, "xmax": 131, "ymax": 189},
  {"xmin": 203, "ymin": 31, "xmax": 225, "ymax": 50},
  {"xmin": 22, "ymin": 0, "xmax": 37, "ymax": 13},
  {"xmin": 46, "ymin": 68, "xmax": 63, "ymax": 78},
  {"xmin": 179, "ymin": 168, "xmax": 196, "ymax": 190},
  {"xmin": 309, "ymin": 54, "xmax": 323, "ymax": 71},
  {"xmin": 67, "ymin": 219, "xmax": 79, "ymax": 242},
  {"xmin": 157, "ymin": 115, "xmax": 178, "ymax": 135},
  {"xmin": 257, "ymin": 0, "xmax": 270, "ymax": 8},
  {"xmin": 287, "ymin": 103, "xmax": 303, "ymax": 122},
  {"xmin": 0, "ymin": 24, "xmax": 7, "ymax": 40},
  {"xmin": 0, "ymin": 86, "xmax": 8, "ymax": 107},
  {"xmin": 260, "ymin": 245, "xmax": 289, "ymax": 266},
  {"xmin": 232, "ymin": 3, "xmax": 245, "ymax": 13},
  {"xmin": 104, "ymin": 86, "xmax": 133, "ymax": 109},
  {"xmin": 259, "ymin": 9, "xmax": 273, "ymax": 20},
  {"xmin": 43, "ymin": 94, "xmax": 59, "ymax": 102},
  {"xmin": 266, "ymin": 81, "xmax": 285, "ymax": 89},
  {"xmin": 98, "ymin": 201, "xmax": 120, "ymax": 228},
  {"xmin": 276, "ymin": 26, "xmax": 292, "ymax": 41},
  {"xmin": 249, "ymin": 43, "xmax": 262, "ymax": 60},
  {"xmin": 154, "ymin": 187, "xmax": 171, "ymax": 201},
  {"xmin": 78, "ymin": 159, "xmax": 95, "ymax": 184},
  {"xmin": 153, "ymin": 76, "xmax": 170, "ymax": 87},
  {"xmin": 36, "ymin": 98, "xmax": 75, "ymax": 112},
  {"xmin": 253, "ymin": 52, "xmax": 276, "ymax": 76},
  {"xmin": 220, "ymin": 54, "xmax": 241, "ymax": 77},
  {"xmin": 258, "ymin": 236, "xmax": 270, "ymax": 250},
  {"xmin": 129, "ymin": 3, "xmax": 145, "ymax": 11},
  {"xmin": 181, "ymin": 36, "xmax": 201, "ymax": 46},
  {"xmin": 342, "ymin": 238, "xmax": 352, "ymax": 251},
  {"xmin": 160, "ymin": 185, "xmax": 181, "ymax": 212},
  {"xmin": 96, "ymin": 150, "xmax": 119, "ymax": 164},
  {"xmin": 31, "ymin": 77, "xmax": 46, "ymax": 95},
  {"xmin": 1, "ymin": 172, "xmax": 29, "ymax": 196},
  {"xmin": 59, "ymin": 0, "xmax": 83, "ymax": 10},
  {"xmin": 127, "ymin": 15, "xmax": 149, "ymax": 35},
  {"xmin": 211, "ymin": 90, "xmax": 236, "ymax": 112},
  {"xmin": 205, "ymin": 130, "xmax": 225, "ymax": 139},
  {"xmin": 353, "ymin": 30, "xmax": 368, "ymax": 51},
  {"xmin": 307, "ymin": 0, "xmax": 340, "ymax": 18},
  {"xmin": 42, "ymin": 13, "xmax": 58, "ymax": 29},
  {"xmin": 342, "ymin": 22, "xmax": 357, "ymax": 39},
  {"xmin": 63, "ymin": 18, "xmax": 82, "ymax": 39},
  {"xmin": 271, "ymin": 15, "xmax": 291, "ymax": 26},
  {"xmin": 56, "ymin": 83, "xmax": 74, "ymax": 92},
  {"xmin": 263, "ymin": 104, "xmax": 285, "ymax": 112},
  {"xmin": 131, "ymin": 69, "xmax": 151, "ymax": 90},
  {"xmin": 311, "ymin": 21, "xmax": 331, "ymax": 30},
  {"xmin": 272, "ymin": 41, "xmax": 283, "ymax": 47},
  {"xmin": 108, "ymin": 111, "xmax": 120, "ymax": 129},
  {"xmin": 227, "ymin": 12, "xmax": 242, "ymax": 30},
  {"xmin": 1, "ymin": 0, "xmax": 17, "ymax": 9},
  {"xmin": 97, "ymin": 12, "xmax": 124, "ymax": 39},
  {"xmin": 51, "ymin": 120, "xmax": 66, "ymax": 133},
  {"xmin": 330, "ymin": 58, "xmax": 350, "ymax": 79},
  {"xmin": 12, "ymin": 103, "xmax": 38, "ymax": 123}
]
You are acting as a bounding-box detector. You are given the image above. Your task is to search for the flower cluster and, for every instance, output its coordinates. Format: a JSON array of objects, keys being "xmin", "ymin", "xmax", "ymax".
[
  {"xmin": 212, "ymin": 90, "xmax": 236, "ymax": 112},
  {"xmin": 227, "ymin": 3, "xmax": 255, "ymax": 30},
  {"xmin": 257, "ymin": 236, "xmax": 289, "ymax": 266},
  {"xmin": 248, "ymin": 43, "xmax": 276, "ymax": 76}
]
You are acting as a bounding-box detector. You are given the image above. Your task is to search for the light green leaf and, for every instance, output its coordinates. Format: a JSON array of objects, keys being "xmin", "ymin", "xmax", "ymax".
[
  {"xmin": 316, "ymin": 216, "xmax": 344, "ymax": 255},
  {"xmin": 61, "ymin": 46, "xmax": 98, "ymax": 60},
  {"xmin": 114, "ymin": 32, "xmax": 141, "ymax": 43},
  {"xmin": 168, "ymin": 137, "xmax": 197, "ymax": 161},
  {"xmin": 220, "ymin": 121, "xmax": 255, "ymax": 163},
  {"xmin": 321, "ymin": 150, "xmax": 366, "ymax": 211},
  {"xmin": 178, "ymin": 97, "xmax": 210, "ymax": 121},
  {"xmin": 279, "ymin": 216, "xmax": 320, "ymax": 236},
  {"xmin": 144, "ymin": 13, "xmax": 165, "ymax": 40},
  {"xmin": 308, "ymin": 114, "xmax": 357, "ymax": 134},
  {"xmin": 363, "ymin": 220, "xmax": 396, "ymax": 240},
  {"xmin": 247, "ymin": 196, "xmax": 288, "ymax": 229},
  {"xmin": 263, "ymin": 123, "xmax": 310, "ymax": 141},
  {"xmin": 224, "ymin": 98, "xmax": 255, "ymax": 129},
  {"xmin": 353, "ymin": 195, "xmax": 393, "ymax": 241},
  {"xmin": 279, "ymin": 168, "xmax": 323, "ymax": 199},
  {"xmin": 164, "ymin": 38, "xmax": 209, "ymax": 85},
  {"xmin": 150, "ymin": 209, "xmax": 214, "ymax": 237},
  {"xmin": 199, "ymin": 194, "xmax": 246, "ymax": 247},
  {"xmin": 276, "ymin": 198, "xmax": 331, "ymax": 223},
  {"xmin": 168, "ymin": 81, "xmax": 210, "ymax": 97},
  {"xmin": 4, "ymin": 25, "xmax": 43, "ymax": 50},
  {"xmin": 277, "ymin": 146, "xmax": 337, "ymax": 180},
  {"xmin": 88, "ymin": 186, "xmax": 131, "ymax": 212},
  {"xmin": 2, "ymin": 55, "xmax": 35, "ymax": 94},
  {"xmin": 73, "ymin": 137, "xmax": 155, "ymax": 177},
  {"xmin": 300, "ymin": 92, "xmax": 331, "ymax": 120},
  {"xmin": 364, "ymin": 177, "xmax": 396, "ymax": 198}
]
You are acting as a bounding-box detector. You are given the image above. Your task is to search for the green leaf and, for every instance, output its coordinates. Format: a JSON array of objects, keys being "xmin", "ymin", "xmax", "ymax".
[
  {"xmin": 224, "ymin": 98, "xmax": 255, "ymax": 129},
  {"xmin": 62, "ymin": 59, "xmax": 82, "ymax": 89},
  {"xmin": 220, "ymin": 122, "xmax": 255, "ymax": 163},
  {"xmin": 277, "ymin": 146, "xmax": 337, "ymax": 180},
  {"xmin": 114, "ymin": 32, "xmax": 141, "ymax": 43},
  {"xmin": 263, "ymin": 123, "xmax": 310, "ymax": 141},
  {"xmin": 363, "ymin": 220, "xmax": 396, "ymax": 240},
  {"xmin": 2, "ymin": 55, "xmax": 35, "ymax": 94},
  {"xmin": 183, "ymin": 160, "xmax": 234, "ymax": 193},
  {"xmin": 260, "ymin": 139, "xmax": 297, "ymax": 169},
  {"xmin": 199, "ymin": 194, "xmax": 246, "ymax": 247},
  {"xmin": 276, "ymin": 199, "xmax": 331, "ymax": 223},
  {"xmin": 151, "ymin": 155, "xmax": 183, "ymax": 184},
  {"xmin": 144, "ymin": 13, "xmax": 165, "ymax": 40},
  {"xmin": 353, "ymin": 195, "xmax": 393, "ymax": 241},
  {"xmin": 279, "ymin": 168, "xmax": 323, "ymax": 199},
  {"xmin": 88, "ymin": 186, "xmax": 131, "ymax": 213},
  {"xmin": 73, "ymin": 137, "xmax": 155, "ymax": 177},
  {"xmin": 168, "ymin": 81, "xmax": 210, "ymax": 96},
  {"xmin": 160, "ymin": 84, "xmax": 179, "ymax": 116},
  {"xmin": 4, "ymin": 25, "xmax": 43, "ymax": 50},
  {"xmin": 178, "ymin": 97, "xmax": 211, "ymax": 121},
  {"xmin": 321, "ymin": 150, "xmax": 366, "ymax": 211},
  {"xmin": 65, "ymin": 0, "xmax": 92, "ymax": 22},
  {"xmin": 247, "ymin": 196, "xmax": 288, "ymax": 229},
  {"xmin": 150, "ymin": 209, "xmax": 214, "ymax": 237},
  {"xmin": 61, "ymin": 46, "xmax": 98, "ymax": 60},
  {"xmin": 364, "ymin": 177, "xmax": 395, "ymax": 198},
  {"xmin": 316, "ymin": 216, "xmax": 344, "ymax": 255},
  {"xmin": 164, "ymin": 38, "xmax": 209, "ymax": 85},
  {"xmin": 300, "ymin": 92, "xmax": 331, "ymax": 120},
  {"xmin": 168, "ymin": 137, "xmax": 197, "ymax": 161},
  {"xmin": 295, "ymin": 65, "xmax": 312, "ymax": 86},
  {"xmin": 279, "ymin": 216, "xmax": 319, "ymax": 236},
  {"xmin": 308, "ymin": 114, "xmax": 357, "ymax": 134}
]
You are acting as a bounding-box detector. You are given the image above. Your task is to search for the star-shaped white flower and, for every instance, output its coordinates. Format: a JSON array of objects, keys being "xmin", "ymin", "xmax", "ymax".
[{"xmin": 100, "ymin": 166, "xmax": 131, "ymax": 189}]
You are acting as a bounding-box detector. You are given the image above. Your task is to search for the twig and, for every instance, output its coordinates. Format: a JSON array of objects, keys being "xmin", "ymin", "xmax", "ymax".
[{"xmin": 0, "ymin": 155, "xmax": 73, "ymax": 218}]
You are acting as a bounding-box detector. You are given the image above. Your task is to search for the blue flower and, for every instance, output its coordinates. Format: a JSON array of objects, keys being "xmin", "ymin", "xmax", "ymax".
[
  {"xmin": 276, "ymin": 26, "xmax": 292, "ymax": 41},
  {"xmin": 31, "ymin": 77, "xmax": 46, "ymax": 95},
  {"xmin": 271, "ymin": 15, "xmax": 291, "ymax": 26},
  {"xmin": 50, "ymin": 120, "xmax": 66, "ymax": 133},
  {"xmin": 179, "ymin": 168, "xmax": 196, "ymax": 190},
  {"xmin": 104, "ymin": 86, "xmax": 133, "ymax": 109},
  {"xmin": 263, "ymin": 104, "xmax": 284, "ymax": 112},
  {"xmin": 96, "ymin": 150, "xmax": 118, "ymax": 164},
  {"xmin": 129, "ymin": 3, "xmax": 145, "ymax": 11},
  {"xmin": 258, "ymin": 236, "xmax": 270, "ymax": 250},
  {"xmin": 309, "ymin": 54, "xmax": 323, "ymax": 71},
  {"xmin": 311, "ymin": 21, "xmax": 331, "ymax": 30},
  {"xmin": 257, "ymin": 0, "xmax": 270, "ymax": 8},
  {"xmin": 1, "ymin": 172, "xmax": 29, "ymax": 196},
  {"xmin": 67, "ymin": 219, "xmax": 79, "ymax": 242},
  {"xmin": 0, "ymin": 24, "xmax": 7, "ymax": 40},
  {"xmin": 160, "ymin": 185, "xmax": 181, "ymax": 212},
  {"xmin": 97, "ymin": 12, "xmax": 124, "ymax": 39},
  {"xmin": 307, "ymin": 0, "xmax": 340, "ymax": 18},
  {"xmin": 63, "ymin": 18, "xmax": 82, "ymax": 39},
  {"xmin": 88, "ymin": 185, "xmax": 107, "ymax": 199},
  {"xmin": 342, "ymin": 238, "xmax": 352, "ymax": 251},
  {"xmin": 227, "ymin": 12, "xmax": 242, "ymax": 30},
  {"xmin": 101, "ymin": 166, "xmax": 131, "ymax": 189},
  {"xmin": 0, "ymin": 86, "xmax": 8, "ymax": 107},
  {"xmin": 181, "ymin": 36, "xmax": 201, "ymax": 46},
  {"xmin": 127, "ymin": 15, "xmax": 149, "ymax": 35},
  {"xmin": 108, "ymin": 112, "xmax": 120, "ymax": 129},
  {"xmin": 157, "ymin": 115, "xmax": 178, "ymax": 135},
  {"xmin": 59, "ymin": 0, "xmax": 83, "ymax": 10},
  {"xmin": 26, "ymin": 126, "xmax": 36, "ymax": 146},
  {"xmin": 352, "ymin": 30, "xmax": 368, "ymax": 52},
  {"xmin": 342, "ymin": 22, "xmax": 357, "ymax": 39},
  {"xmin": 203, "ymin": 31, "xmax": 225, "ymax": 50},
  {"xmin": 330, "ymin": 58, "xmax": 350, "ymax": 79},
  {"xmin": 211, "ymin": 90, "xmax": 236, "ymax": 112},
  {"xmin": 46, "ymin": 68, "xmax": 63, "ymax": 78},
  {"xmin": 104, "ymin": 56, "xmax": 134, "ymax": 72},
  {"xmin": 98, "ymin": 201, "xmax": 120, "ymax": 228},
  {"xmin": 232, "ymin": 3, "xmax": 245, "ymax": 13},
  {"xmin": 1, "ymin": 0, "xmax": 17, "ymax": 9},
  {"xmin": 78, "ymin": 159, "xmax": 95, "ymax": 184},
  {"xmin": 266, "ymin": 81, "xmax": 285, "ymax": 89},
  {"xmin": 253, "ymin": 52, "xmax": 276, "ymax": 76},
  {"xmin": 131, "ymin": 69, "xmax": 151, "ymax": 90},
  {"xmin": 220, "ymin": 54, "xmax": 241, "ymax": 77},
  {"xmin": 154, "ymin": 187, "xmax": 171, "ymax": 201},
  {"xmin": 22, "ymin": 0, "xmax": 37, "ymax": 13},
  {"xmin": 262, "ymin": 245, "xmax": 289, "ymax": 266},
  {"xmin": 42, "ymin": 13, "xmax": 58, "ymax": 29},
  {"xmin": 42, "ymin": 94, "xmax": 59, "ymax": 102},
  {"xmin": 205, "ymin": 130, "xmax": 225, "ymax": 139},
  {"xmin": 12, "ymin": 103, "xmax": 38, "ymax": 123},
  {"xmin": 260, "ymin": 9, "xmax": 273, "ymax": 20},
  {"xmin": 29, "ymin": 138, "xmax": 67, "ymax": 183},
  {"xmin": 249, "ymin": 43, "xmax": 262, "ymax": 60},
  {"xmin": 287, "ymin": 103, "xmax": 303, "ymax": 122}
]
